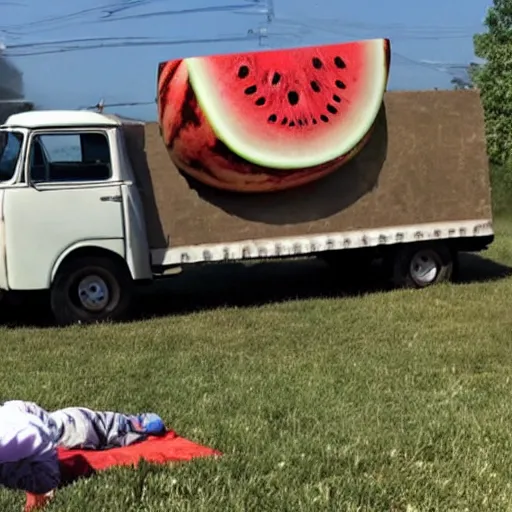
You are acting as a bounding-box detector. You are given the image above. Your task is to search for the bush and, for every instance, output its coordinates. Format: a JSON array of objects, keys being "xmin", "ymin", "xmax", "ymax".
[{"xmin": 490, "ymin": 162, "xmax": 512, "ymax": 216}]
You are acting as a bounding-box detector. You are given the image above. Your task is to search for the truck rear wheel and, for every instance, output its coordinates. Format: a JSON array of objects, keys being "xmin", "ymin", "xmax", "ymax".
[
  {"xmin": 50, "ymin": 256, "xmax": 133, "ymax": 326},
  {"xmin": 391, "ymin": 243, "xmax": 454, "ymax": 289}
]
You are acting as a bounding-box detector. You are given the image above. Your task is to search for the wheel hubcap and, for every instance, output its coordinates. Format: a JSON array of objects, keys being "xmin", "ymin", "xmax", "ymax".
[
  {"xmin": 409, "ymin": 251, "xmax": 438, "ymax": 285},
  {"xmin": 77, "ymin": 275, "xmax": 110, "ymax": 311}
]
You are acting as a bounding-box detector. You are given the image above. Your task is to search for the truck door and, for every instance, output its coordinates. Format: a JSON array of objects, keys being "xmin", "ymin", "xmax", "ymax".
[{"xmin": 3, "ymin": 129, "xmax": 125, "ymax": 290}]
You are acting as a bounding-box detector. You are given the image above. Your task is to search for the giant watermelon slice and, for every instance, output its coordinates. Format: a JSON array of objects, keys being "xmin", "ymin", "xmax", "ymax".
[{"xmin": 158, "ymin": 39, "xmax": 390, "ymax": 193}]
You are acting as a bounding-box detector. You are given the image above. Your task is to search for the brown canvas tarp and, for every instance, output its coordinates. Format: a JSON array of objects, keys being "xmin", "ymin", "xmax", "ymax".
[{"xmin": 124, "ymin": 89, "xmax": 492, "ymax": 249}]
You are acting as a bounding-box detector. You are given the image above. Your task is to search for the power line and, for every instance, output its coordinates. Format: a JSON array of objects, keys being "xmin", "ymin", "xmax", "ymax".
[
  {"xmin": 0, "ymin": 0, "xmax": 267, "ymax": 36},
  {"xmin": 3, "ymin": 27, "xmax": 479, "ymax": 59},
  {"xmin": 391, "ymin": 52, "xmax": 471, "ymax": 78},
  {"xmin": 4, "ymin": 28, "xmax": 295, "ymax": 57},
  {"xmin": 0, "ymin": 0, "xmax": 161, "ymax": 30},
  {"xmin": 260, "ymin": 16, "xmax": 481, "ymax": 41},
  {"xmin": 88, "ymin": 3, "xmax": 266, "ymax": 23},
  {"xmin": 2, "ymin": 4, "xmax": 268, "ymax": 39},
  {"xmin": 1, "ymin": 2, "xmax": 483, "ymax": 41},
  {"xmin": 5, "ymin": 38, "xmax": 478, "ymax": 82},
  {"xmin": 7, "ymin": 36, "xmax": 160, "ymax": 49}
]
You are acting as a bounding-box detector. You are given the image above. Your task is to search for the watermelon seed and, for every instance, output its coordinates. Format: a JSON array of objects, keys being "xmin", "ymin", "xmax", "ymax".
[
  {"xmin": 298, "ymin": 119, "xmax": 304, "ymax": 126},
  {"xmin": 238, "ymin": 65, "xmax": 249, "ymax": 79},
  {"xmin": 289, "ymin": 121, "xmax": 295, "ymax": 127},
  {"xmin": 327, "ymin": 104, "xmax": 338, "ymax": 115},
  {"xmin": 255, "ymin": 97, "xmax": 266, "ymax": 106},
  {"xmin": 310, "ymin": 81, "xmax": 321, "ymax": 93},
  {"xmin": 320, "ymin": 115, "xmax": 329, "ymax": 123},
  {"xmin": 271, "ymin": 72, "xmax": 281, "ymax": 85},
  {"xmin": 332, "ymin": 94, "xmax": 341, "ymax": 103},
  {"xmin": 312, "ymin": 119, "xmax": 317, "ymax": 124},
  {"xmin": 312, "ymin": 57, "xmax": 323, "ymax": 69},
  {"xmin": 244, "ymin": 85, "xmax": 257, "ymax": 95},
  {"xmin": 287, "ymin": 91, "xmax": 299, "ymax": 106},
  {"xmin": 281, "ymin": 117, "xmax": 288, "ymax": 125},
  {"xmin": 334, "ymin": 56, "xmax": 346, "ymax": 69},
  {"xmin": 268, "ymin": 114, "xmax": 277, "ymax": 123},
  {"xmin": 335, "ymin": 80, "xmax": 346, "ymax": 89}
]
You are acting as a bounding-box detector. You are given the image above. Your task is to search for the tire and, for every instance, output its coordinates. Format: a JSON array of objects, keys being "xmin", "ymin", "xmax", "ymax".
[
  {"xmin": 50, "ymin": 256, "xmax": 133, "ymax": 326},
  {"xmin": 391, "ymin": 243, "xmax": 454, "ymax": 289}
]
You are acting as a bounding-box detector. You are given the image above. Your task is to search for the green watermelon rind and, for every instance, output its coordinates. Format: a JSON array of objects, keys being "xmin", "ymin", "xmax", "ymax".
[{"xmin": 186, "ymin": 39, "xmax": 389, "ymax": 170}]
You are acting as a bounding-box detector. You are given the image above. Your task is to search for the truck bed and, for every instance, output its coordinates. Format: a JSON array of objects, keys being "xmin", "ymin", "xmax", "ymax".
[{"xmin": 123, "ymin": 90, "xmax": 493, "ymax": 265}]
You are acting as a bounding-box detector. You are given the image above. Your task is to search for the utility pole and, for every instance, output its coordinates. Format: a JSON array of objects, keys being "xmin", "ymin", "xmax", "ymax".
[{"xmin": 266, "ymin": 0, "xmax": 275, "ymax": 23}]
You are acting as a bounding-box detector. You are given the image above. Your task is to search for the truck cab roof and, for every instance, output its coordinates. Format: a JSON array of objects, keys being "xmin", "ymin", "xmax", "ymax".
[{"xmin": 1, "ymin": 110, "xmax": 144, "ymax": 129}]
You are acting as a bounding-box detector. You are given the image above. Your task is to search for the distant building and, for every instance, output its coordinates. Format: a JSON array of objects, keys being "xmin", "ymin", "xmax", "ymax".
[
  {"xmin": 0, "ymin": 51, "xmax": 33, "ymax": 123},
  {"xmin": 0, "ymin": 53, "xmax": 23, "ymax": 100},
  {"xmin": 0, "ymin": 99, "xmax": 34, "ymax": 123}
]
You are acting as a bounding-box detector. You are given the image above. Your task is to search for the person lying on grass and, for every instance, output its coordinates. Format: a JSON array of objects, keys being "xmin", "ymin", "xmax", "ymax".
[{"xmin": 0, "ymin": 400, "xmax": 166, "ymax": 508}]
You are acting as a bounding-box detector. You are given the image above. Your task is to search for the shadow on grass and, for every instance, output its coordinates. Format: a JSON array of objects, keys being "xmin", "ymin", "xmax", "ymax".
[
  {"xmin": 134, "ymin": 258, "xmax": 391, "ymax": 321},
  {"xmin": 1, "ymin": 251, "xmax": 510, "ymax": 328},
  {"xmin": 134, "ymin": 250, "xmax": 512, "ymax": 321},
  {"xmin": 455, "ymin": 252, "xmax": 512, "ymax": 284}
]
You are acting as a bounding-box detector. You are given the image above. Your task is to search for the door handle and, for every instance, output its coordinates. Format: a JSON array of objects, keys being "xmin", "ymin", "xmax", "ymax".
[{"xmin": 100, "ymin": 195, "xmax": 122, "ymax": 203}]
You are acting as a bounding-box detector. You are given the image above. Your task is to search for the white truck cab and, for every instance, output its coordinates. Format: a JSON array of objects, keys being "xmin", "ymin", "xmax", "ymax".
[{"xmin": 0, "ymin": 110, "xmax": 153, "ymax": 325}]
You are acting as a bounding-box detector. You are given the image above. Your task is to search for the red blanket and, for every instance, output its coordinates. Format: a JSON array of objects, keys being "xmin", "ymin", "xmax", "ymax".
[
  {"xmin": 25, "ymin": 430, "xmax": 220, "ymax": 510},
  {"xmin": 58, "ymin": 429, "xmax": 220, "ymax": 472}
]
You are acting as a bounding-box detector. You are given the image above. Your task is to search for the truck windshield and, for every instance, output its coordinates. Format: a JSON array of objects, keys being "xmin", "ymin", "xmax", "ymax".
[{"xmin": 0, "ymin": 130, "xmax": 23, "ymax": 182}]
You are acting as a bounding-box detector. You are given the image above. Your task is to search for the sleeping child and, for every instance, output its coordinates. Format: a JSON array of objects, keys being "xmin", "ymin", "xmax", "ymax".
[{"xmin": 0, "ymin": 399, "xmax": 165, "ymax": 505}]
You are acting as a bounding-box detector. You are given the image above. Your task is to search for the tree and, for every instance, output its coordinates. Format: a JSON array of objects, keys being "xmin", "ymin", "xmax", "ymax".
[{"xmin": 472, "ymin": 0, "xmax": 512, "ymax": 165}]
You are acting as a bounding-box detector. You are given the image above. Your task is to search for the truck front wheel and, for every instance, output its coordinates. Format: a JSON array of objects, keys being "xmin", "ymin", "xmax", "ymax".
[
  {"xmin": 391, "ymin": 243, "xmax": 454, "ymax": 289},
  {"xmin": 50, "ymin": 256, "xmax": 133, "ymax": 326}
]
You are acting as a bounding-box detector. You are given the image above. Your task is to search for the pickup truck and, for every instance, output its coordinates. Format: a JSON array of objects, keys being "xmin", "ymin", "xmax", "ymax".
[{"xmin": 0, "ymin": 89, "xmax": 494, "ymax": 325}]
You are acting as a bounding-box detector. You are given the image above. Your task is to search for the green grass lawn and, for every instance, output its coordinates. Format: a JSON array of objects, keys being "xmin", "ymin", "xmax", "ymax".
[{"xmin": 2, "ymin": 220, "xmax": 512, "ymax": 511}]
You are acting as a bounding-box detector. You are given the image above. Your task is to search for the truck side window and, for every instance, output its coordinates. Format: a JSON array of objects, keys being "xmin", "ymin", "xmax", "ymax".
[
  {"xmin": 29, "ymin": 132, "xmax": 112, "ymax": 183},
  {"xmin": 0, "ymin": 131, "xmax": 23, "ymax": 182}
]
